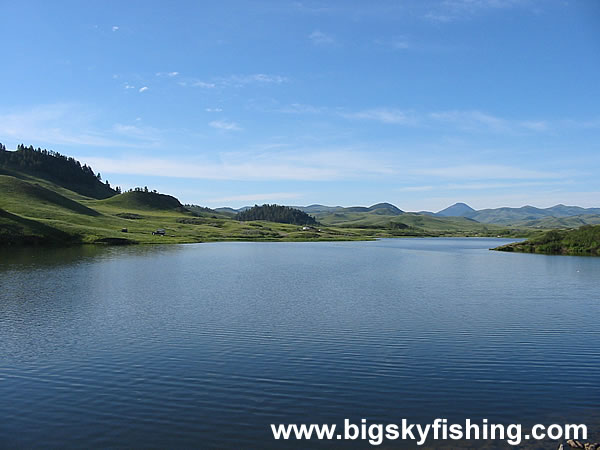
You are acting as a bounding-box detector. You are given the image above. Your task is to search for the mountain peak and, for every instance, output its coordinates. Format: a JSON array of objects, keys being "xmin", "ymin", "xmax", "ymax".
[
  {"xmin": 437, "ymin": 202, "xmax": 476, "ymax": 217},
  {"xmin": 368, "ymin": 202, "xmax": 403, "ymax": 214}
]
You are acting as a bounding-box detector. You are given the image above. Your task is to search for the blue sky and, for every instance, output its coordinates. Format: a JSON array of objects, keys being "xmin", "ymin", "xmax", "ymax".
[{"xmin": 1, "ymin": 0, "xmax": 599, "ymax": 211}]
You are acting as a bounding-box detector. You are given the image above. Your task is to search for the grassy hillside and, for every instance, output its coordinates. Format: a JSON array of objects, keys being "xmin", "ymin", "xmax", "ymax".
[
  {"xmin": 100, "ymin": 190, "xmax": 184, "ymax": 211},
  {"xmin": 0, "ymin": 208, "xmax": 80, "ymax": 246},
  {"xmin": 493, "ymin": 225, "xmax": 600, "ymax": 256},
  {"xmin": 312, "ymin": 209, "xmax": 526, "ymax": 237},
  {"xmin": 0, "ymin": 145, "xmax": 117, "ymax": 199},
  {"xmin": 0, "ymin": 175, "xmax": 100, "ymax": 217},
  {"xmin": 0, "ymin": 148, "xmax": 535, "ymax": 247},
  {"xmin": 0, "ymin": 171, "xmax": 396, "ymax": 246}
]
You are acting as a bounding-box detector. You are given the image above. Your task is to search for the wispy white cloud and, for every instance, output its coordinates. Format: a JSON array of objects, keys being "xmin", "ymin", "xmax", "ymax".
[
  {"xmin": 562, "ymin": 117, "xmax": 600, "ymax": 129},
  {"xmin": 222, "ymin": 73, "xmax": 288, "ymax": 86},
  {"xmin": 519, "ymin": 120, "xmax": 549, "ymax": 132},
  {"xmin": 0, "ymin": 104, "xmax": 155, "ymax": 148},
  {"xmin": 177, "ymin": 74, "xmax": 287, "ymax": 89},
  {"xmin": 207, "ymin": 192, "xmax": 303, "ymax": 204},
  {"xmin": 373, "ymin": 37, "xmax": 411, "ymax": 50},
  {"xmin": 124, "ymin": 84, "xmax": 135, "ymax": 89},
  {"xmin": 205, "ymin": 107, "xmax": 223, "ymax": 112},
  {"xmin": 309, "ymin": 30, "xmax": 335, "ymax": 46},
  {"xmin": 424, "ymin": 0, "xmax": 528, "ymax": 23},
  {"xmin": 77, "ymin": 148, "xmax": 397, "ymax": 182},
  {"xmin": 156, "ymin": 71, "xmax": 179, "ymax": 77},
  {"xmin": 0, "ymin": 103, "xmax": 167, "ymax": 150},
  {"xmin": 138, "ymin": 86, "xmax": 149, "ymax": 93},
  {"xmin": 279, "ymin": 103, "xmax": 325, "ymax": 114},
  {"xmin": 429, "ymin": 110, "xmax": 507, "ymax": 131},
  {"xmin": 413, "ymin": 164, "xmax": 564, "ymax": 180},
  {"xmin": 112, "ymin": 123, "xmax": 161, "ymax": 143},
  {"xmin": 397, "ymin": 185, "xmax": 435, "ymax": 192},
  {"xmin": 209, "ymin": 120, "xmax": 241, "ymax": 131},
  {"xmin": 428, "ymin": 110, "xmax": 549, "ymax": 133},
  {"xmin": 342, "ymin": 108, "xmax": 418, "ymax": 125},
  {"xmin": 191, "ymin": 80, "xmax": 216, "ymax": 88},
  {"xmin": 112, "ymin": 26, "xmax": 119, "ymax": 32}
]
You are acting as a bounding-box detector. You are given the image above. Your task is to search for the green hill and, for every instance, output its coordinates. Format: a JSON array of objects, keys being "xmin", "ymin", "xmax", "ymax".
[
  {"xmin": 100, "ymin": 190, "xmax": 184, "ymax": 211},
  {"xmin": 493, "ymin": 225, "xmax": 600, "ymax": 256},
  {"xmin": 0, "ymin": 175, "xmax": 100, "ymax": 217},
  {"xmin": 0, "ymin": 208, "xmax": 80, "ymax": 246},
  {"xmin": 0, "ymin": 158, "xmax": 381, "ymax": 246},
  {"xmin": 0, "ymin": 144, "xmax": 117, "ymax": 199}
]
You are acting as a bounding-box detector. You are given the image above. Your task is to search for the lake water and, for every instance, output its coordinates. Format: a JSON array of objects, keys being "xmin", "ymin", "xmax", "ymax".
[{"xmin": 1, "ymin": 238, "xmax": 599, "ymax": 448}]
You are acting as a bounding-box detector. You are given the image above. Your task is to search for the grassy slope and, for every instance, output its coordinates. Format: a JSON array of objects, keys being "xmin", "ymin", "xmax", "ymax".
[
  {"xmin": 0, "ymin": 169, "xmax": 538, "ymax": 247},
  {"xmin": 314, "ymin": 210, "xmax": 528, "ymax": 237},
  {"xmin": 0, "ymin": 174, "xmax": 385, "ymax": 245},
  {"xmin": 493, "ymin": 225, "xmax": 600, "ymax": 256}
]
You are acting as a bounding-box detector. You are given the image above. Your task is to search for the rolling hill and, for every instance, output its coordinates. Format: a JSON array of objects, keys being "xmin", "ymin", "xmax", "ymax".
[
  {"xmin": 1, "ymin": 148, "xmax": 411, "ymax": 246},
  {"xmin": 4, "ymin": 144, "xmax": 597, "ymax": 248},
  {"xmin": 100, "ymin": 190, "xmax": 184, "ymax": 211}
]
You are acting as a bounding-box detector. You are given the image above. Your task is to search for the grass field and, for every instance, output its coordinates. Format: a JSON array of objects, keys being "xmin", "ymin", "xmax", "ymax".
[{"xmin": 0, "ymin": 170, "xmax": 537, "ymax": 247}]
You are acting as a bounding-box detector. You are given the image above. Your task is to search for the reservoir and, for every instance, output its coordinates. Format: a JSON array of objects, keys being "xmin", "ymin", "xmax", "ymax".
[{"xmin": 1, "ymin": 238, "xmax": 598, "ymax": 448}]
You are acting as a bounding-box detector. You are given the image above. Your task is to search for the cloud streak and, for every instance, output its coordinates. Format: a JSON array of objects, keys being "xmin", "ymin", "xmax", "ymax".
[
  {"xmin": 207, "ymin": 192, "xmax": 303, "ymax": 203},
  {"xmin": 309, "ymin": 30, "xmax": 335, "ymax": 46},
  {"xmin": 209, "ymin": 120, "xmax": 241, "ymax": 131},
  {"xmin": 424, "ymin": 0, "xmax": 528, "ymax": 23},
  {"xmin": 0, "ymin": 104, "xmax": 161, "ymax": 148},
  {"xmin": 342, "ymin": 108, "xmax": 418, "ymax": 125}
]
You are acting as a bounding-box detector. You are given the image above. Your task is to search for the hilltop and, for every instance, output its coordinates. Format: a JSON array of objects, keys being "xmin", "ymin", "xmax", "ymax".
[
  {"xmin": 0, "ymin": 144, "xmax": 117, "ymax": 199},
  {"xmin": 100, "ymin": 189, "xmax": 184, "ymax": 211},
  {"xmin": 437, "ymin": 202, "xmax": 476, "ymax": 217}
]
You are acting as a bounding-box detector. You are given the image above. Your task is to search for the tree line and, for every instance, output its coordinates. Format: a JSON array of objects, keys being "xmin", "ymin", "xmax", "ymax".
[{"xmin": 0, "ymin": 143, "xmax": 119, "ymax": 199}]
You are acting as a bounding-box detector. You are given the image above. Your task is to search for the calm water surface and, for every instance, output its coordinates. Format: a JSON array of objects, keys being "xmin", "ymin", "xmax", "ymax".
[{"xmin": 0, "ymin": 238, "xmax": 599, "ymax": 448}]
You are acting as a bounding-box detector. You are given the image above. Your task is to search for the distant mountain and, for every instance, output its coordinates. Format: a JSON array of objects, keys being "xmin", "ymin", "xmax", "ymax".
[
  {"xmin": 436, "ymin": 203, "xmax": 476, "ymax": 217},
  {"xmin": 297, "ymin": 202, "xmax": 403, "ymax": 216},
  {"xmin": 218, "ymin": 201, "xmax": 600, "ymax": 227},
  {"xmin": 296, "ymin": 204, "xmax": 343, "ymax": 214},
  {"xmin": 545, "ymin": 204, "xmax": 600, "ymax": 216},
  {"xmin": 514, "ymin": 215, "xmax": 600, "ymax": 228},
  {"xmin": 434, "ymin": 202, "xmax": 600, "ymax": 225},
  {"xmin": 471, "ymin": 205, "xmax": 600, "ymax": 225}
]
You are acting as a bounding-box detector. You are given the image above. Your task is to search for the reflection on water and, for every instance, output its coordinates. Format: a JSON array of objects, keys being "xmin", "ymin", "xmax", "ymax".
[{"xmin": 0, "ymin": 239, "xmax": 599, "ymax": 448}]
